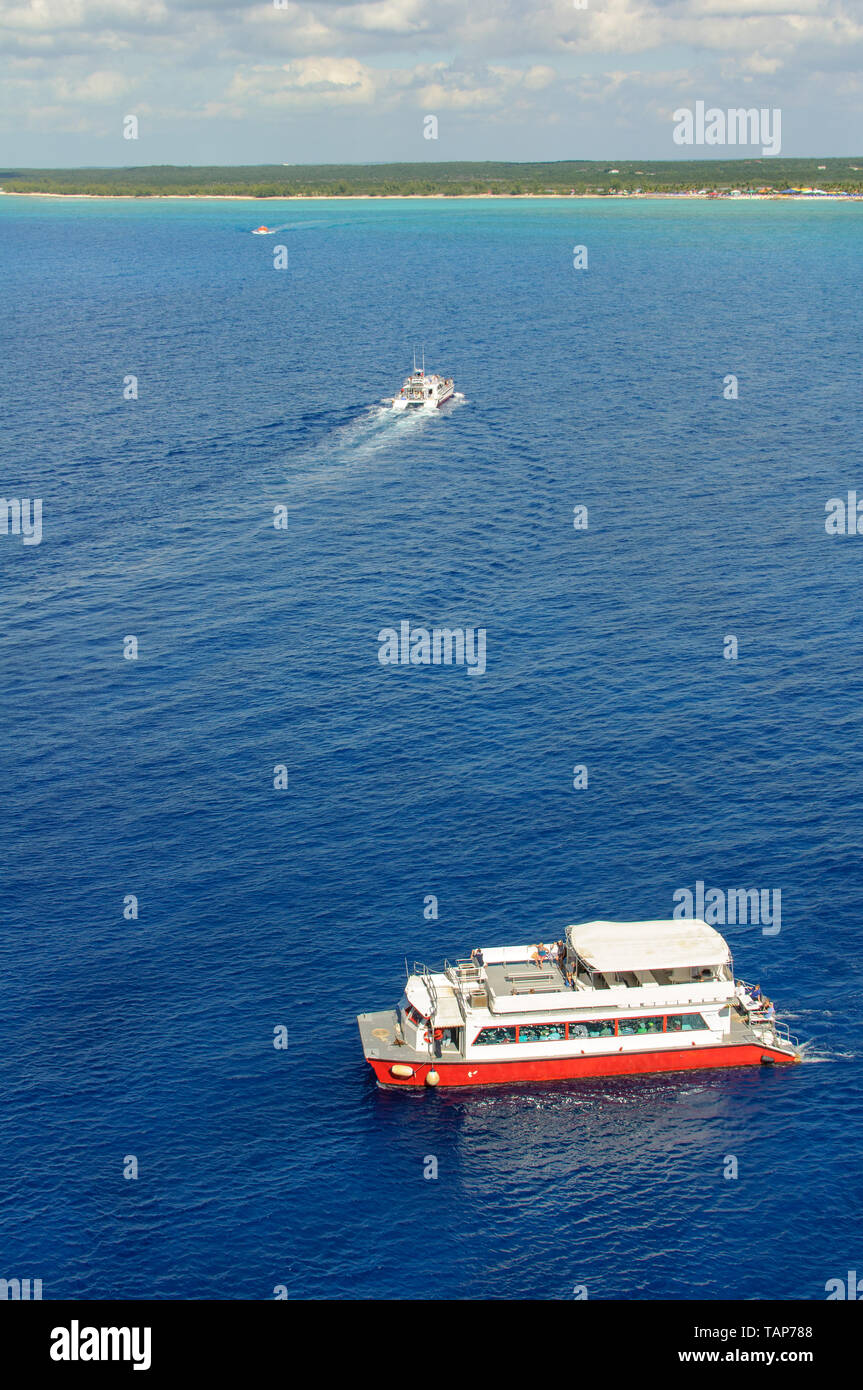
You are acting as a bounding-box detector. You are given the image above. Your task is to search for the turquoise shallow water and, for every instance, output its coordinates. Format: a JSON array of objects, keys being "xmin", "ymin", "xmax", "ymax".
[{"xmin": 0, "ymin": 196, "xmax": 861, "ymax": 1299}]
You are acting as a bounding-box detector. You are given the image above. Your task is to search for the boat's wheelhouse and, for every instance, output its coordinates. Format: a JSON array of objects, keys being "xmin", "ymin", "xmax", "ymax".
[
  {"xmin": 396, "ymin": 974, "xmax": 464, "ymax": 1053},
  {"xmin": 400, "ymin": 370, "xmax": 432, "ymax": 403}
]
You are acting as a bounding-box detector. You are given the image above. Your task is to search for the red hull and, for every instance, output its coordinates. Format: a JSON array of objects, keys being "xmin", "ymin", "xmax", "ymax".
[{"xmin": 368, "ymin": 1042, "xmax": 796, "ymax": 1088}]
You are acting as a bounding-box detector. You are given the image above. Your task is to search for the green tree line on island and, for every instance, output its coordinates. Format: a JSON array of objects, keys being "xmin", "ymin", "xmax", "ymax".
[{"xmin": 2, "ymin": 159, "xmax": 862, "ymax": 197}]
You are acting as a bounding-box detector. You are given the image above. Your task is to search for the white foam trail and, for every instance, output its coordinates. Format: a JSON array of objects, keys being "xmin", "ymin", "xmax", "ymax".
[
  {"xmin": 800, "ymin": 1045, "xmax": 858, "ymax": 1063},
  {"xmin": 320, "ymin": 396, "xmax": 459, "ymax": 462},
  {"xmin": 250, "ymin": 220, "xmax": 332, "ymax": 234},
  {"xmin": 288, "ymin": 398, "xmax": 463, "ymax": 495}
]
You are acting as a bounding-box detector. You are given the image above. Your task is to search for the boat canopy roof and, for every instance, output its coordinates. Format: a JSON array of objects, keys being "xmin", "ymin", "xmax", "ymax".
[{"xmin": 566, "ymin": 919, "xmax": 730, "ymax": 972}]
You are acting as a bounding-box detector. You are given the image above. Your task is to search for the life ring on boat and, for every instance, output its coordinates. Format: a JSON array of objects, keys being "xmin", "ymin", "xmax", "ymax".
[{"xmin": 423, "ymin": 1028, "xmax": 444, "ymax": 1044}]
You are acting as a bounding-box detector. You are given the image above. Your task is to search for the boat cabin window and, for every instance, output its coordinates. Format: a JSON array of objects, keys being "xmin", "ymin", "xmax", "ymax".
[
  {"xmin": 519, "ymin": 1023, "xmax": 566, "ymax": 1042},
  {"xmin": 569, "ymin": 1018, "xmax": 615, "ymax": 1039},
  {"xmin": 618, "ymin": 1016, "xmax": 664, "ymax": 1035},
  {"xmin": 469, "ymin": 1012, "xmax": 712, "ymax": 1047},
  {"xmin": 473, "ymin": 1026, "xmax": 517, "ymax": 1045}
]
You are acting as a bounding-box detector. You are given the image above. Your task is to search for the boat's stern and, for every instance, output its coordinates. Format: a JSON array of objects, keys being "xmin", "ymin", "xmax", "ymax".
[
  {"xmin": 729, "ymin": 1001, "xmax": 803, "ymax": 1064},
  {"xmin": 731, "ymin": 981, "xmax": 804, "ymax": 1063},
  {"xmin": 758, "ymin": 1026, "xmax": 804, "ymax": 1065},
  {"xmin": 390, "ymin": 367, "xmax": 454, "ymax": 410}
]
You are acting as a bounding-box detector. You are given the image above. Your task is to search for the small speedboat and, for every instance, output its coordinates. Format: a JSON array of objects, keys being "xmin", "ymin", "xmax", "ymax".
[{"xmin": 251, "ymin": 226, "xmax": 272, "ymax": 235}]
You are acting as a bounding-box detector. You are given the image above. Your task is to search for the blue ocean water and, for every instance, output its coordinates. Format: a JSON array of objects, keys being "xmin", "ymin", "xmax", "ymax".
[{"xmin": 1, "ymin": 194, "xmax": 861, "ymax": 1301}]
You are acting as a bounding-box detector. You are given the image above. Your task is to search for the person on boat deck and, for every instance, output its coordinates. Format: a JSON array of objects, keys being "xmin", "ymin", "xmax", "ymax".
[
  {"xmin": 471, "ymin": 947, "xmax": 484, "ymax": 968},
  {"xmin": 750, "ymin": 984, "xmax": 762, "ymax": 1001},
  {"xmin": 763, "ymin": 999, "xmax": 775, "ymax": 1020}
]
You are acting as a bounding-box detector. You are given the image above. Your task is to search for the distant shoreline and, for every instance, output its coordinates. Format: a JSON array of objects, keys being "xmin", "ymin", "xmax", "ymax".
[
  {"xmin": 4, "ymin": 158, "xmax": 860, "ymax": 203},
  {"xmin": 2, "ymin": 190, "xmax": 862, "ymax": 203}
]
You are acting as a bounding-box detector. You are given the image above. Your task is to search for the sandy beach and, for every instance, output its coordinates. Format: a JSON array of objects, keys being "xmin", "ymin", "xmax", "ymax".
[{"xmin": 2, "ymin": 190, "xmax": 862, "ymax": 202}]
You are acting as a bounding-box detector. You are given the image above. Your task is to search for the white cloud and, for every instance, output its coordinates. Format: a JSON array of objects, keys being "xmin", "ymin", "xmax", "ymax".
[
  {"xmin": 53, "ymin": 68, "xmax": 129, "ymax": 102},
  {"xmin": 338, "ymin": 0, "xmax": 429, "ymax": 36},
  {"xmin": 1, "ymin": 0, "xmax": 862, "ymax": 152},
  {"xmin": 2, "ymin": 0, "xmax": 862, "ymax": 59},
  {"xmin": 228, "ymin": 57, "xmax": 379, "ymax": 109},
  {"xmin": 223, "ymin": 56, "xmax": 561, "ymax": 114}
]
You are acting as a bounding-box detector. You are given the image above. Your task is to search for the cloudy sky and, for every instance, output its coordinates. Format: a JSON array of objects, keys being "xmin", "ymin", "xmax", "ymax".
[{"xmin": 2, "ymin": 0, "xmax": 862, "ymax": 166}]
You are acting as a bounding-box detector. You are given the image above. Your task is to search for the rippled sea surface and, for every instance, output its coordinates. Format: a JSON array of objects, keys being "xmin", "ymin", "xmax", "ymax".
[{"xmin": 1, "ymin": 196, "xmax": 862, "ymax": 1300}]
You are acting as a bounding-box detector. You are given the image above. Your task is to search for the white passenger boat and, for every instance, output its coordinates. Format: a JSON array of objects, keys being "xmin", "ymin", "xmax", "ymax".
[
  {"xmin": 357, "ymin": 919, "xmax": 802, "ymax": 1088},
  {"xmin": 390, "ymin": 354, "xmax": 454, "ymax": 410}
]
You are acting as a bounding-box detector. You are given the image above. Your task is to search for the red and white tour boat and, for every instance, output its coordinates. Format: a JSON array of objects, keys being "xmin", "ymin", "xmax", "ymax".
[{"xmin": 357, "ymin": 919, "xmax": 801, "ymax": 1089}]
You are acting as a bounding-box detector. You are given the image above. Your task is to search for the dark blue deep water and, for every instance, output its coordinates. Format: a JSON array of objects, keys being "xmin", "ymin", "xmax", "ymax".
[{"xmin": 1, "ymin": 196, "xmax": 862, "ymax": 1300}]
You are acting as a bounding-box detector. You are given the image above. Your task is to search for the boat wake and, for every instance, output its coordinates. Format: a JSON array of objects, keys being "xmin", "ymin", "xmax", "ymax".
[
  {"xmin": 780, "ymin": 1008, "xmax": 850, "ymax": 1063},
  {"xmin": 326, "ymin": 401, "xmax": 436, "ymax": 460},
  {"xmin": 798, "ymin": 1044, "xmax": 857, "ymax": 1064},
  {"xmin": 288, "ymin": 396, "xmax": 463, "ymax": 491},
  {"xmin": 254, "ymin": 219, "xmax": 333, "ymax": 235},
  {"xmin": 248, "ymin": 219, "xmax": 335, "ymax": 235}
]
